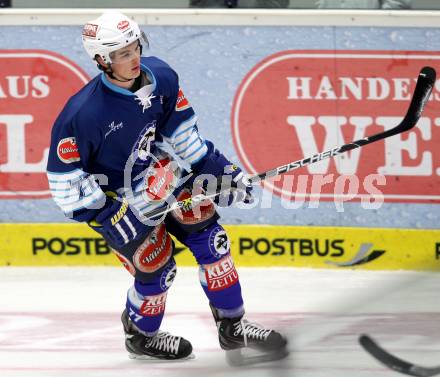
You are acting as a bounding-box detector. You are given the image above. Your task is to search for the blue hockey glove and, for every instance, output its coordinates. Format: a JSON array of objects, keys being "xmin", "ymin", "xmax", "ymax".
[
  {"xmin": 213, "ymin": 163, "xmax": 253, "ymax": 207},
  {"xmin": 192, "ymin": 142, "xmax": 253, "ymax": 207},
  {"xmin": 89, "ymin": 196, "xmax": 151, "ymax": 249}
]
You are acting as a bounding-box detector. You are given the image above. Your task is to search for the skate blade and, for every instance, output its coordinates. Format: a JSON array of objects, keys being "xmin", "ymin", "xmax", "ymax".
[
  {"xmin": 225, "ymin": 347, "xmax": 289, "ymax": 367},
  {"xmin": 128, "ymin": 352, "xmax": 195, "ymax": 362}
]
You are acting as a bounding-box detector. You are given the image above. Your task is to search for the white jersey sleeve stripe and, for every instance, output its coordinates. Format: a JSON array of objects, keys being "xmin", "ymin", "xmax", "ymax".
[
  {"xmin": 174, "ymin": 130, "xmax": 194, "ymax": 146},
  {"xmin": 163, "ymin": 115, "xmax": 207, "ymax": 166},
  {"xmin": 172, "ymin": 115, "xmax": 198, "ymax": 138},
  {"xmin": 58, "ymin": 191, "xmax": 105, "ymax": 216},
  {"xmin": 173, "ymin": 125, "xmax": 194, "ymax": 143},
  {"xmin": 183, "ymin": 142, "xmax": 208, "ymax": 164},
  {"xmin": 174, "ymin": 135, "xmax": 192, "ymax": 148},
  {"xmin": 46, "ymin": 168, "xmax": 89, "ymax": 179},
  {"xmin": 178, "ymin": 137, "xmax": 204, "ymax": 158},
  {"xmin": 47, "ymin": 170, "xmax": 106, "ymax": 215},
  {"xmin": 51, "ymin": 187, "xmax": 104, "ymax": 207},
  {"xmin": 47, "ymin": 181, "xmax": 84, "ymax": 190},
  {"xmin": 174, "ymin": 133, "xmax": 200, "ymax": 155}
]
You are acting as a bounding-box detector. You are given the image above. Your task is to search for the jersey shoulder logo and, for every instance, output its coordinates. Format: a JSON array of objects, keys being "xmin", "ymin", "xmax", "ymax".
[
  {"xmin": 176, "ymin": 88, "xmax": 190, "ymax": 111},
  {"xmin": 57, "ymin": 137, "xmax": 80, "ymax": 164}
]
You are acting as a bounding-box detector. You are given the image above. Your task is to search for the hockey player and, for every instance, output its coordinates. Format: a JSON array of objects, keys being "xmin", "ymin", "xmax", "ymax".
[{"xmin": 46, "ymin": 11, "xmax": 287, "ymax": 364}]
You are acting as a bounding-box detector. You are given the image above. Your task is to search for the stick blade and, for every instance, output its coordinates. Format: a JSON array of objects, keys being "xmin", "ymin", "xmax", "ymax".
[
  {"xmin": 402, "ymin": 66, "xmax": 437, "ymax": 131},
  {"xmin": 360, "ymin": 334, "xmax": 414, "ymax": 373},
  {"xmin": 420, "ymin": 66, "xmax": 436, "ymax": 82},
  {"xmin": 359, "ymin": 334, "xmax": 440, "ymax": 377}
]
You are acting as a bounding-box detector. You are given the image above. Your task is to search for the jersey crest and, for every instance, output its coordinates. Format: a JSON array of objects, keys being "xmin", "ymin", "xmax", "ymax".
[{"xmin": 132, "ymin": 121, "xmax": 156, "ymax": 162}]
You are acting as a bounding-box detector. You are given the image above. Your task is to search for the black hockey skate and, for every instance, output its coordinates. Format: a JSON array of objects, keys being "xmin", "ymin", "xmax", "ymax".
[
  {"xmin": 121, "ymin": 309, "xmax": 193, "ymax": 361},
  {"xmin": 210, "ymin": 305, "xmax": 289, "ymax": 366}
]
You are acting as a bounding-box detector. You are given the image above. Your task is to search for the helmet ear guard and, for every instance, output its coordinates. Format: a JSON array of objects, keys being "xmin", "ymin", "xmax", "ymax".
[
  {"xmin": 95, "ymin": 55, "xmax": 110, "ymax": 73},
  {"xmin": 140, "ymin": 31, "xmax": 149, "ymax": 50}
]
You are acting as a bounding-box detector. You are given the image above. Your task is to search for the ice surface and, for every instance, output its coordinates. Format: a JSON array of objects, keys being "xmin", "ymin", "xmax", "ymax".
[{"xmin": 1, "ymin": 267, "xmax": 439, "ymax": 377}]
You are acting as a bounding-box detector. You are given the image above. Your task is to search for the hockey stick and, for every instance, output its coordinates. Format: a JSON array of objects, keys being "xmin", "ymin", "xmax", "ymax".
[
  {"xmin": 359, "ymin": 334, "xmax": 440, "ymax": 377},
  {"xmin": 143, "ymin": 66, "xmax": 435, "ymax": 219}
]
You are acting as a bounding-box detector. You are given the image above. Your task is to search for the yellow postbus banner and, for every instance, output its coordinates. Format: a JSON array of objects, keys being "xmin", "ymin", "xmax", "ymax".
[{"xmin": 1, "ymin": 224, "xmax": 439, "ymax": 271}]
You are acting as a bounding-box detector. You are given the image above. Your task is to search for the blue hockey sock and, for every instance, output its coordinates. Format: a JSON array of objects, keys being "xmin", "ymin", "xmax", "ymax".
[
  {"xmin": 125, "ymin": 261, "xmax": 177, "ymax": 336},
  {"xmin": 183, "ymin": 223, "xmax": 245, "ymax": 318}
]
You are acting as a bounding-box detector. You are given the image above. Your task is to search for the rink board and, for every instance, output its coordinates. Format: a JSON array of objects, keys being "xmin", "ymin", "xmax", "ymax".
[
  {"xmin": 0, "ymin": 16, "xmax": 440, "ymax": 230},
  {"xmin": 1, "ymin": 223, "xmax": 439, "ymax": 271}
]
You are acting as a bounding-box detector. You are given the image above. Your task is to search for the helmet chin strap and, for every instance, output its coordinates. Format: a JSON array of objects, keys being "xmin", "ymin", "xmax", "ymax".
[
  {"xmin": 106, "ymin": 68, "xmax": 133, "ymax": 83},
  {"xmin": 96, "ymin": 62, "xmax": 134, "ymax": 83}
]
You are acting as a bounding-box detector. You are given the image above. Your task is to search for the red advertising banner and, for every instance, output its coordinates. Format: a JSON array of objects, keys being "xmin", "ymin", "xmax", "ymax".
[
  {"xmin": 232, "ymin": 50, "xmax": 440, "ymax": 203},
  {"xmin": 0, "ymin": 50, "xmax": 90, "ymax": 199}
]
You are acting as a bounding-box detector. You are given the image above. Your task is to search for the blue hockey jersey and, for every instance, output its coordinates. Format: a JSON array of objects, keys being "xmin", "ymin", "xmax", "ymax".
[{"xmin": 46, "ymin": 56, "xmax": 208, "ymax": 223}]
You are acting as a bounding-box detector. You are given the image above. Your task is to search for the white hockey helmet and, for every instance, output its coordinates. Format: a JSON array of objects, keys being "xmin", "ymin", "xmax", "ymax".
[{"xmin": 82, "ymin": 11, "xmax": 148, "ymax": 64}]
